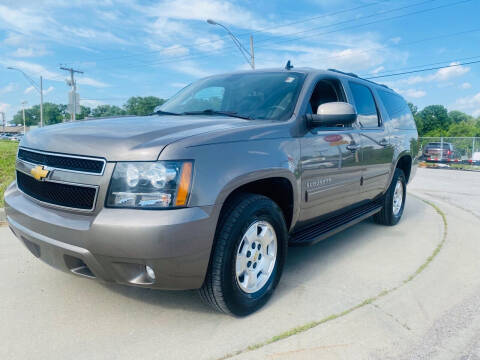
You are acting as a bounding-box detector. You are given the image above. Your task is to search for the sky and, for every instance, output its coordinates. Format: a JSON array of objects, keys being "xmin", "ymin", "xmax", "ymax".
[{"xmin": 1, "ymin": 0, "xmax": 480, "ymax": 123}]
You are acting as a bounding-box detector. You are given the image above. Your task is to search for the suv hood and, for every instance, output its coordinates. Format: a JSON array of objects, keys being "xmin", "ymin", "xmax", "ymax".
[{"xmin": 21, "ymin": 115, "xmax": 255, "ymax": 161}]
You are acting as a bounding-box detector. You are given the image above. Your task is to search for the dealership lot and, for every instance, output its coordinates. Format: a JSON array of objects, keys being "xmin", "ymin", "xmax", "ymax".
[{"xmin": 1, "ymin": 168, "xmax": 479, "ymax": 360}]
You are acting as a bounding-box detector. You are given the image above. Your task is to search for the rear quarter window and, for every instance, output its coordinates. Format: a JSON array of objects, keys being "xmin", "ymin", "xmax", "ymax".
[{"xmin": 378, "ymin": 90, "xmax": 416, "ymax": 130}]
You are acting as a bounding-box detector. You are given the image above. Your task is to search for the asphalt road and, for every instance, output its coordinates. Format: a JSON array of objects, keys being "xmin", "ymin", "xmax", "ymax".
[{"xmin": 0, "ymin": 168, "xmax": 478, "ymax": 359}]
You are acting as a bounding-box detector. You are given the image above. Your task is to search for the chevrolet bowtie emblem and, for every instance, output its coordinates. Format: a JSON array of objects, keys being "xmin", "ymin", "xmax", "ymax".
[{"xmin": 30, "ymin": 165, "xmax": 50, "ymax": 181}]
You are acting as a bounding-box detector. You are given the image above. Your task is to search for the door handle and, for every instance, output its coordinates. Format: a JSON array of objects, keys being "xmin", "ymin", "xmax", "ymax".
[
  {"xmin": 346, "ymin": 143, "xmax": 359, "ymax": 152},
  {"xmin": 379, "ymin": 138, "xmax": 389, "ymax": 147}
]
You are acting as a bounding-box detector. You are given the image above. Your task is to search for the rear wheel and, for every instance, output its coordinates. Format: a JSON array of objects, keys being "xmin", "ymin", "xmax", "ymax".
[
  {"xmin": 199, "ymin": 193, "xmax": 288, "ymax": 316},
  {"xmin": 374, "ymin": 168, "xmax": 406, "ymax": 226}
]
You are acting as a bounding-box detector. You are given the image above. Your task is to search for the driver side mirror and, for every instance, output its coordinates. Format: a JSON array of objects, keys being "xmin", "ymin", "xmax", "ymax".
[{"xmin": 306, "ymin": 102, "xmax": 357, "ymax": 128}]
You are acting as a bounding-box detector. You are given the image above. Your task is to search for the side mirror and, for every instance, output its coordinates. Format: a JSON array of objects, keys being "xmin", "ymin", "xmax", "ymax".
[{"xmin": 306, "ymin": 102, "xmax": 357, "ymax": 128}]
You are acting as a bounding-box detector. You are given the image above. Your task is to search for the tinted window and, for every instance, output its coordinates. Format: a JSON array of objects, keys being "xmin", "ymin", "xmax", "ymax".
[
  {"xmin": 378, "ymin": 90, "xmax": 416, "ymax": 129},
  {"xmin": 349, "ymin": 82, "xmax": 379, "ymax": 127}
]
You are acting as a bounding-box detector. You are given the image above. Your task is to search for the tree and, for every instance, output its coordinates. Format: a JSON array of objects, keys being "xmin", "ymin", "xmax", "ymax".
[
  {"xmin": 90, "ymin": 105, "xmax": 126, "ymax": 118},
  {"xmin": 408, "ymin": 102, "xmax": 418, "ymax": 116},
  {"xmin": 416, "ymin": 105, "xmax": 451, "ymax": 136},
  {"xmin": 448, "ymin": 110, "xmax": 473, "ymax": 124},
  {"xmin": 447, "ymin": 121, "xmax": 480, "ymax": 137},
  {"xmin": 12, "ymin": 102, "xmax": 65, "ymax": 126},
  {"xmin": 124, "ymin": 96, "xmax": 166, "ymax": 116}
]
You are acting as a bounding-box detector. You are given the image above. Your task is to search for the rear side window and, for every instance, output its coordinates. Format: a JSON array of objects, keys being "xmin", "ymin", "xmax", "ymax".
[
  {"xmin": 378, "ymin": 90, "xmax": 416, "ymax": 129},
  {"xmin": 349, "ymin": 82, "xmax": 379, "ymax": 128}
]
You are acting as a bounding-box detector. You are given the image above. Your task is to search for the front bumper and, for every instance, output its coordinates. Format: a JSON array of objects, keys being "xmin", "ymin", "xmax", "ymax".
[{"xmin": 4, "ymin": 182, "xmax": 218, "ymax": 290}]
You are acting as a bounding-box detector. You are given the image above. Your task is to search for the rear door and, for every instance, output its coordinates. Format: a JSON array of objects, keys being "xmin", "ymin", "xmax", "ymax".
[{"xmin": 347, "ymin": 82, "xmax": 393, "ymax": 200}]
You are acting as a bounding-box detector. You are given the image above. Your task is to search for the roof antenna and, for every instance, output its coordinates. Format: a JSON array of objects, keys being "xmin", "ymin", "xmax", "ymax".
[{"xmin": 285, "ymin": 60, "xmax": 293, "ymax": 70}]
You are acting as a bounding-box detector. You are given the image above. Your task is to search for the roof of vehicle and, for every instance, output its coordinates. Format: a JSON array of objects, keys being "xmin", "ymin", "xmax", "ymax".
[{"xmin": 212, "ymin": 67, "xmax": 399, "ymax": 96}]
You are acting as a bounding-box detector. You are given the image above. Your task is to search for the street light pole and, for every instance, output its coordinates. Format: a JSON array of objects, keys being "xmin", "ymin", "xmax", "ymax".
[
  {"xmin": 7, "ymin": 67, "xmax": 44, "ymax": 127},
  {"xmin": 21, "ymin": 101, "xmax": 27, "ymax": 135},
  {"xmin": 206, "ymin": 19, "xmax": 255, "ymax": 70},
  {"xmin": 40, "ymin": 76, "xmax": 43, "ymax": 127}
]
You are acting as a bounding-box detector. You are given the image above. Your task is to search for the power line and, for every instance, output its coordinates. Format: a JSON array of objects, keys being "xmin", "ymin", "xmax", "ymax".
[
  {"xmin": 365, "ymin": 59, "xmax": 480, "ymax": 79},
  {"xmin": 362, "ymin": 53, "xmax": 480, "ymax": 77},
  {"xmin": 111, "ymin": 0, "xmax": 470, "ymax": 70},
  {"xmin": 81, "ymin": 0, "xmax": 439, "ymax": 69},
  {"xmin": 68, "ymin": 0, "xmax": 392, "ymax": 64}
]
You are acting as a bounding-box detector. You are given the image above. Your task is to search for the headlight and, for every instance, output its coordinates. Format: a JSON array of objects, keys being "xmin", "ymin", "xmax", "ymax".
[{"xmin": 106, "ymin": 161, "xmax": 193, "ymax": 209}]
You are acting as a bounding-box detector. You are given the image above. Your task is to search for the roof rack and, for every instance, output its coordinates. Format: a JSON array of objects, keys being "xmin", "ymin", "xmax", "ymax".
[
  {"xmin": 327, "ymin": 68, "xmax": 393, "ymax": 91},
  {"xmin": 327, "ymin": 68, "xmax": 359, "ymax": 78}
]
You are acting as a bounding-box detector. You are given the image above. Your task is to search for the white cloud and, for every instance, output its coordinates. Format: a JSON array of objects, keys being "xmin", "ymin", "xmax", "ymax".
[
  {"xmin": 398, "ymin": 88, "xmax": 427, "ymax": 99},
  {"xmin": 402, "ymin": 63, "xmax": 470, "ymax": 85},
  {"xmin": 0, "ymin": 103, "xmax": 11, "ymax": 113},
  {"xmin": 11, "ymin": 45, "xmax": 49, "ymax": 58},
  {"xmin": 370, "ymin": 66, "xmax": 385, "ymax": 75},
  {"xmin": 390, "ymin": 37, "xmax": 401, "ymax": 44},
  {"xmin": 24, "ymin": 86, "xmax": 35, "ymax": 94},
  {"xmin": 76, "ymin": 77, "xmax": 109, "ymax": 88},
  {"xmin": 1, "ymin": 59, "xmax": 61, "ymax": 80},
  {"xmin": 168, "ymin": 60, "xmax": 211, "ymax": 78},
  {"xmin": 0, "ymin": 83, "xmax": 16, "ymax": 95},
  {"xmin": 171, "ymin": 82, "xmax": 188, "ymax": 88},
  {"xmin": 460, "ymin": 82, "xmax": 472, "ymax": 89},
  {"xmin": 453, "ymin": 92, "xmax": 480, "ymax": 117},
  {"xmin": 44, "ymin": 86, "xmax": 54, "ymax": 94}
]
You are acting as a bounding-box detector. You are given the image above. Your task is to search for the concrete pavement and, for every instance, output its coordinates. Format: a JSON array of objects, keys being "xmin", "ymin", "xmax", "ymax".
[
  {"xmin": 1, "ymin": 168, "xmax": 476, "ymax": 360},
  {"xmin": 232, "ymin": 168, "xmax": 480, "ymax": 359}
]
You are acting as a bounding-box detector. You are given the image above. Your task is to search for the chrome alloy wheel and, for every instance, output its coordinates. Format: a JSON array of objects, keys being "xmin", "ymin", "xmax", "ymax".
[
  {"xmin": 392, "ymin": 179, "xmax": 404, "ymax": 216},
  {"xmin": 235, "ymin": 221, "xmax": 278, "ymax": 294}
]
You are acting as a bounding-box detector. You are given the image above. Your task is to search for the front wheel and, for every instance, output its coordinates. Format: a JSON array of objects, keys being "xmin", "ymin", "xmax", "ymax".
[
  {"xmin": 199, "ymin": 193, "xmax": 288, "ymax": 316},
  {"xmin": 374, "ymin": 168, "xmax": 407, "ymax": 226}
]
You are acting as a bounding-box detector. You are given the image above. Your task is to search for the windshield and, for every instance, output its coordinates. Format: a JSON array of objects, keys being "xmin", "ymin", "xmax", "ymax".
[{"xmin": 159, "ymin": 72, "xmax": 306, "ymax": 121}]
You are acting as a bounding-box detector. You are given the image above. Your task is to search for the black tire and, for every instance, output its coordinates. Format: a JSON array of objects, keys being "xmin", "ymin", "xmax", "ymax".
[
  {"xmin": 199, "ymin": 193, "xmax": 288, "ymax": 316},
  {"xmin": 373, "ymin": 168, "xmax": 407, "ymax": 226}
]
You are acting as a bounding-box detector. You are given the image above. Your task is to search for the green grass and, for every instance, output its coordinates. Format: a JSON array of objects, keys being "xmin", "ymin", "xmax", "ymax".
[{"xmin": 0, "ymin": 140, "xmax": 18, "ymax": 207}]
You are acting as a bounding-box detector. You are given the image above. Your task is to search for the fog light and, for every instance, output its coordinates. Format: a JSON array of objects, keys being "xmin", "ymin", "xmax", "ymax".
[{"xmin": 145, "ymin": 265, "xmax": 156, "ymax": 281}]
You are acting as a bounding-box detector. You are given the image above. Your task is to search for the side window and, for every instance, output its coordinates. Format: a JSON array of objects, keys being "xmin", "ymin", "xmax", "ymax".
[
  {"xmin": 306, "ymin": 80, "xmax": 343, "ymax": 114},
  {"xmin": 349, "ymin": 82, "xmax": 380, "ymax": 128},
  {"xmin": 378, "ymin": 90, "xmax": 416, "ymax": 129}
]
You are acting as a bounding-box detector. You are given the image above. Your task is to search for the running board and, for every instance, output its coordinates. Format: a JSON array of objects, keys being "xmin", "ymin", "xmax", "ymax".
[{"xmin": 289, "ymin": 200, "xmax": 383, "ymax": 246}]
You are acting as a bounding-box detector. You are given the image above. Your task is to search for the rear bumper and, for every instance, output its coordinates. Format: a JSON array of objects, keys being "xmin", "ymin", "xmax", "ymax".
[{"xmin": 4, "ymin": 182, "xmax": 218, "ymax": 290}]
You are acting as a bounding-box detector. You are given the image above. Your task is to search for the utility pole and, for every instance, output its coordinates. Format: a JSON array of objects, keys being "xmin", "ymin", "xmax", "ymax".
[
  {"xmin": 1, "ymin": 112, "xmax": 5, "ymax": 133},
  {"xmin": 21, "ymin": 101, "xmax": 27, "ymax": 135},
  {"xmin": 60, "ymin": 66, "xmax": 83, "ymax": 121}
]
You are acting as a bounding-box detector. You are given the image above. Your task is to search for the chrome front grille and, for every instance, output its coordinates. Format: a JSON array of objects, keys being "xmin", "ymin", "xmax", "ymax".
[
  {"xmin": 16, "ymin": 148, "xmax": 104, "ymax": 211},
  {"xmin": 18, "ymin": 148, "xmax": 105, "ymax": 175}
]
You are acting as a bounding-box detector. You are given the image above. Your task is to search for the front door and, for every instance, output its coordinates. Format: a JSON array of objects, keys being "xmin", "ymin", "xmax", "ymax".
[
  {"xmin": 297, "ymin": 78, "xmax": 363, "ymax": 226},
  {"xmin": 299, "ymin": 128, "xmax": 363, "ymax": 226}
]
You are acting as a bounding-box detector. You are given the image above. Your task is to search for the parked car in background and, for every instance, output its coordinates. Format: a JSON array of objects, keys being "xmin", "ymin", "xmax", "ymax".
[
  {"xmin": 10, "ymin": 134, "xmax": 24, "ymax": 141},
  {"xmin": 1, "ymin": 133, "xmax": 13, "ymax": 140},
  {"xmin": 423, "ymin": 142, "xmax": 457, "ymax": 162},
  {"xmin": 5, "ymin": 67, "xmax": 418, "ymax": 316}
]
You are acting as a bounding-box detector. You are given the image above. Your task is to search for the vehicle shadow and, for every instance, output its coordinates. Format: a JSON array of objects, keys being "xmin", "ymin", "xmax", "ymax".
[{"xmin": 99, "ymin": 198, "xmax": 422, "ymax": 314}]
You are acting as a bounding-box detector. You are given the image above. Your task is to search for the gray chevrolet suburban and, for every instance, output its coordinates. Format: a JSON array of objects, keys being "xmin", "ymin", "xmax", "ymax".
[{"xmin": 5, "ymin": 67, "xmax": 418, "ymax": 316}]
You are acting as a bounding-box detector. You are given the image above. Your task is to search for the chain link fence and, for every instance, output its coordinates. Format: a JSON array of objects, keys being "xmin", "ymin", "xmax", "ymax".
[{"xmin": 419, "ymin": 137, "xmax": 480, "ymax": 169}]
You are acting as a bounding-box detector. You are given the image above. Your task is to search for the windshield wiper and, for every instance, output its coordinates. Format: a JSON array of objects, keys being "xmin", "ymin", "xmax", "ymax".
[
  {"xmin": 181, "ymin": 109, "xmax": 253, "ymax": 120},
  {"xmin": 154, "ymin": 109, "xmax": 181, "ymax": 116}
]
